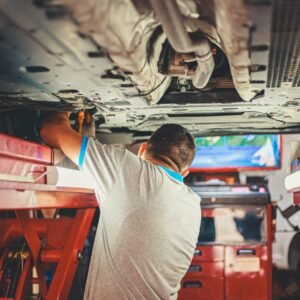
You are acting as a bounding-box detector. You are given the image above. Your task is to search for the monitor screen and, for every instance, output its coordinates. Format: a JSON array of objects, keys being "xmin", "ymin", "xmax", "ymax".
[{"xmin": 190, "ymin": 134, "xmax": 281, "ymax": 171}]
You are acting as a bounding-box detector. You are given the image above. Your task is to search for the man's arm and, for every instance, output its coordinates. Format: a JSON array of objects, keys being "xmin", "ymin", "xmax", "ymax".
[{"xmin": 40, "ymin": 112, "xmax": 83, "ymax": 164}]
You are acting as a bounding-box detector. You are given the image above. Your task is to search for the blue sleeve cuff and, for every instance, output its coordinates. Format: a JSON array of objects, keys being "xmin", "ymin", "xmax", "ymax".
[{"xmin": 78, "ymin": 135, "xmax": 89, "ymax": 169}]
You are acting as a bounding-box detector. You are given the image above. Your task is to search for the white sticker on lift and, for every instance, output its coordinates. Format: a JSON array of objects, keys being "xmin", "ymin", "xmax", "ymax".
[{"xmin": 233, "ymin": 257, "xmax": 260, "ymax": 272}]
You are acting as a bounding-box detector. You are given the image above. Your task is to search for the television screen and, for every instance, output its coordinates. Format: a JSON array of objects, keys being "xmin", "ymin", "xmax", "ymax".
[{"xmin": 190, "ymin": 134, "xmax": 281, "ymax": 171}]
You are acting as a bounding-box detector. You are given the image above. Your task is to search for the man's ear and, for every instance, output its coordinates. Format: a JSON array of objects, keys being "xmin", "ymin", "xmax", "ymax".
[
  {"xmin": 138, "ymin": 142, "xmax": 148, "ymax": 159},
  {"xmin": 181, "ymin": 168, "xmax": 190, "ymax": 178}
]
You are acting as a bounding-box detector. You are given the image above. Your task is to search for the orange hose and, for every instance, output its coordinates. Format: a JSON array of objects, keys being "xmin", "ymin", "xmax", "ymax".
[
  {"xmin": 77, "ymin": 111, "xmax": 85, "ymax": 134},
  {"xmin": 85, "ymin": 110, "xmax": 92, "ymax": 126}
]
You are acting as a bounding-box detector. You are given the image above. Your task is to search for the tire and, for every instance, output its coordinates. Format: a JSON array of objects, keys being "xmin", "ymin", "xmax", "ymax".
[{"xmin": 288, "ymin": 232, "xmax": 300, "ymax": 271}]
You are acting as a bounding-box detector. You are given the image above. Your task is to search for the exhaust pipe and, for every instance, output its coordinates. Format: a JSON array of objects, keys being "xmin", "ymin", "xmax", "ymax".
[
  {"xmin": 148, "ymin": 0, "xmax": 214, "ymax": 89},
  {"xmin": 193, "ymin": 39, "xmax": 215, "ymax": 89},
  {"xmin": 148, "ymin": 0, "xmax": 204, "ymax": 53}
]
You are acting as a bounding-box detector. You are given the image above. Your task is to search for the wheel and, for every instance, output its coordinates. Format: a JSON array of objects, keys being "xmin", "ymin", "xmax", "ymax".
[{"xmin": 288, "ymin": 232, "xmax": 300, "ymax": 271}]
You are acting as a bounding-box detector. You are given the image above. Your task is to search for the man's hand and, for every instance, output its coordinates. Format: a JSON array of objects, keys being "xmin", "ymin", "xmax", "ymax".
[{"xmin": 40, "ymin": 112, "xmax": 83, "ymax": 164}]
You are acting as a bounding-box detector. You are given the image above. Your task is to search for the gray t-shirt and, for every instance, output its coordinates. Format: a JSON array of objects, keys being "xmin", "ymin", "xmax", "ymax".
[{"xmin": 82, "ymin": 138, "xmax": 201, "ymax": 300}]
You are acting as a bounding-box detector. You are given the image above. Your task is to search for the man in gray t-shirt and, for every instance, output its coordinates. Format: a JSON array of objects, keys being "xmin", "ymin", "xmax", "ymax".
[{"xmin": 41, "ymin": 112, "xmax": 201, "ymax": 300}]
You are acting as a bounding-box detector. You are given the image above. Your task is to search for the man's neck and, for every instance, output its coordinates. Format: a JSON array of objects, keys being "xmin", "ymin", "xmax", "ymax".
[{"xmin": 146, "ymin": 157, "xmax": 180, "ymax": 174}]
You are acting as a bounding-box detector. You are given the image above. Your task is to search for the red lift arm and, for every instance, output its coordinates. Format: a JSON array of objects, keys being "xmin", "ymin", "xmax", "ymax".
[{"xmin": 0, "ymin": 134, "xmax": 98, "ymax": 299}]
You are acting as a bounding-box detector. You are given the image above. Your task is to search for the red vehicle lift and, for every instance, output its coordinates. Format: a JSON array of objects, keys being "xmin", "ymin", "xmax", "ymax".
[{"xmin": 0, "ymin": 134, "xmax": 98, "ymax": 299}]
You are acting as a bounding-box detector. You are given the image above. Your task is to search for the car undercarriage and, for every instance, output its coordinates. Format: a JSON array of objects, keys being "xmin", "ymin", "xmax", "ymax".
[{"xmin": 0, "ymin": 0, "xmax": 299, "ymax": 142}]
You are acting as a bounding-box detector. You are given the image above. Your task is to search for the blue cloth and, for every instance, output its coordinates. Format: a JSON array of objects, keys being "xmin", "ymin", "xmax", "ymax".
[
  {"xmin": 78, "ymin": 135, "xmax": 89, "ymax": 169},
  {"xmin": 159, "ymin": 165, "xmax": 183, "ymax": 183}
]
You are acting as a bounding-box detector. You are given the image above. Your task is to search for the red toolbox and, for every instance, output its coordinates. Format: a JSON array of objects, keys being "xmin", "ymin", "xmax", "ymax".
[{"xmin": 178, "ymin": 185, "xmax": 274, "ymax": 300}]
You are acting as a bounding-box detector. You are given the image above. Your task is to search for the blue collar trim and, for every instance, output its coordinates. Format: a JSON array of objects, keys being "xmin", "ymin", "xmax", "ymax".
[
  {"xmin": 78, "ymin": 135, "xmax": 89, "ymax": 169},
  {"xmin": 159, "ymin": 166, "xmax": 184, "ymax": 183}
]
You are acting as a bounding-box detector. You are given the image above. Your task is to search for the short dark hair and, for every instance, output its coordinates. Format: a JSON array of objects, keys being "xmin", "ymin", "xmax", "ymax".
[{"xmin": 146, "ymin": 124, "xmax": 196, "ymax": 172}]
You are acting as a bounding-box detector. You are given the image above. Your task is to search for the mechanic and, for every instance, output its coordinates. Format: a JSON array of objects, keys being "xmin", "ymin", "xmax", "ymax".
[{"xmin": 40, "ymin": 112, "xmax": 201, "ymax": 300}]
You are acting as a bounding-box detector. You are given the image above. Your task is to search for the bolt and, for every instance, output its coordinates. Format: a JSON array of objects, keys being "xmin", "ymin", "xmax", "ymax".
[{"xmin": 77, "ymin": 251, "xmax": 83, "ymax": 262}]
